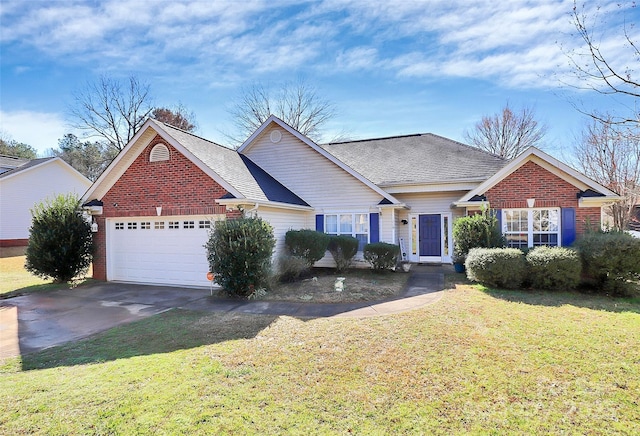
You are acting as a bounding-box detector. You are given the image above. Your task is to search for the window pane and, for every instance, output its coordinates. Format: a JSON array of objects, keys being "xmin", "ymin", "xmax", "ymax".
[
  {"xmin": 548, "ymin": 209, "xmax": 559, "ymax": 231},
  {"xmin": 354, "ymin": 213, "xmax": 368, "ymax": 233},
  {"xmin": 443, "ymin": 216, "xmax": 449, "ymax": 256},
  {"xmin": 340, "ymin": 214, "xmax": 352, "ymax": 233},
  {"xmin": 411, "ymin": 217, "xmax": 417, "ymax": 255},
  {"xmin": 326, "ymin": 215, "xmax": 337, "ymax": 234},
  {"xmin": 506, "ymin": 234, "xmax": 528, "ymax": 249},
  {"xmin": 533, "ymin": 233, "xmax": 558, "ymax": 246}
]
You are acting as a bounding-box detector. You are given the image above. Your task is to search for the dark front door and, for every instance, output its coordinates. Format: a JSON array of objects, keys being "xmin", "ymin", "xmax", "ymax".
[{"xmin": 419, "ymin": 214, "xmax": 441, "ymax": 257}]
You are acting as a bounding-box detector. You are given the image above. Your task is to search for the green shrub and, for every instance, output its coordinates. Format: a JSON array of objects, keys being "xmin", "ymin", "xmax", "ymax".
[
  {"xmin": 465, "ymin": 248, "xmax": 526, "ymax": 289},
  {"xmin": 25, "ymin": 194, "xmax": 93, "ymax": 283},
  {"xmin": 363, "ymin": 242, "xmax": 400, "ymax": 271},
  {"xmin": 525, "ymin": 246, "xmax": 582, "ymax": 290},
  {"xmin": 277, "ymin": 255, "xmax": 310, "ymax": 283},
  {"xmin": 453, "ymin": 208, "xmax": 504, "ymax": 263},
  {"xmin": 327, "ymin": 235, "xmax": 359, "ymax": 272},
  {"xmin": 574, "ymin": 231, "xmax": 640, "ymax": 294},
  {"xmin": 205, "ymin": 216, "xmax": 276, "ymax": 297},
  {"xmin": 284, "ymin": 229, "xmax": 330, "ymax": 267}
]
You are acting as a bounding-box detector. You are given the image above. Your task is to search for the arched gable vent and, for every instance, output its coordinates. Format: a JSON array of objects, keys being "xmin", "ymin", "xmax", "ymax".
[{"xmin": 149, "ymin": 143, "xmax": 170, "ymax": 162}]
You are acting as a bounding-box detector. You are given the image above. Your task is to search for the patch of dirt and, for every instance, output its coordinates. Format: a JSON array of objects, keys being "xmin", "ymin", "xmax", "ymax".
[{"xmin": 262, "ymin": 269, "xmax": 410, "ymax": 303}]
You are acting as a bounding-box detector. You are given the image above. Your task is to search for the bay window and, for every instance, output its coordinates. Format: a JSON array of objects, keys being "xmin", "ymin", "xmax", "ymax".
[{"xmin": 503, "ymin": 208, "xmax": 560, "ymax": 248}]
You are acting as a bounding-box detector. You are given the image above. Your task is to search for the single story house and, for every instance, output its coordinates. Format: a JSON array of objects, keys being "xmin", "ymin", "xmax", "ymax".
[
  {"xmin": 0, "ymin": 155, "xmax": 92, "ymax": 247},
  {"xmin": 82, "ymin": 116, "xmax": 620, "ymax": 287}
]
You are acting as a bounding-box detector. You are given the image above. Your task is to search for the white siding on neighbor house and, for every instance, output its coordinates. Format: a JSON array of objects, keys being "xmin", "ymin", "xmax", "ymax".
[
  {"xmin": 244, "ymin": 126, "xmax": 384, "ymax": 210},
  {"xmin": 0, "ymin": 161, "xmax": 91, "ymax": 240},
  {"xmin": 256, "ymin": 207, "xmax": 311, "ymax": 266}
]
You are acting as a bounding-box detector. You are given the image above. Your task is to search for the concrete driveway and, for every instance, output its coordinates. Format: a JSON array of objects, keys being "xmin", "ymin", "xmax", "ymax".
[
  {"xmin": 0, "ymin": 266, "xmax": 446, "ymax": 359},
  {"xmin": 0, "ymin": 282, "xmax": 210, "ymax": 358}
]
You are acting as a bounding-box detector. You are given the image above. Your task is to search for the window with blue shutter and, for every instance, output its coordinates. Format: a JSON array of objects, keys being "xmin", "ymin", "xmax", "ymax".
[
  {"xmin": 561, "ymin": 208, "xmax": 576, "ymax": 247},
  {"xmin": 369, "ymin": 213, "xmax": 379, "ymax": 243},
  {"xmin": 315, "ymin": 214, "xmax": 324, "ymax": 233}
]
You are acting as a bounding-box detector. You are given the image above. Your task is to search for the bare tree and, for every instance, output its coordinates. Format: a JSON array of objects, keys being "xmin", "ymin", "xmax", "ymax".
[
  {"xmin": 573, "ymin": 118, "xmax": 640, "ymax": 230},
  {"xmin": 151, "ymin": 104, "xmax": 198, "ymax": 132},
  {"xmin": 565, "ymin": 1, "xmax": 640, "ymax": 126},
  {"xmin": 70, "ymin": 75, "xmax": 153, "ymax": 152},
  {"xmin": 464, "ymin": 103, "xmax": 547, "ymax": 159},
  {"xmin": 226, "ymin": 78, "xmax": 335, "ymax": 146}
]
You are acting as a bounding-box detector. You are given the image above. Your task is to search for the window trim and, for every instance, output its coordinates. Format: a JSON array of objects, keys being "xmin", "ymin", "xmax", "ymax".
[
  {"xmin": 324, "ymin": 212, "xmax": 370, "ymax": 250},
  {"xmin": 502, "ymin": 207, "xmax": 561, "ymax": 248}
]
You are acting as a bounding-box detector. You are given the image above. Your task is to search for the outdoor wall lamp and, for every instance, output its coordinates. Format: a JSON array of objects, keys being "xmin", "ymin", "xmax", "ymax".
[
  {"xmin": 91, "ymin": 221, "xmax": 98, "ymax": 233},
  {"xmin": 401, "ymin": 219, "xmax": 409, "ymax": 225}
]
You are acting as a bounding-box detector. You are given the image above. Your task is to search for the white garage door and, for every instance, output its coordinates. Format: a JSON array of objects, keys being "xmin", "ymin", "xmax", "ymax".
[{"xmin": 107, "ymin": 216, "xmax": 222, "ymax": 287}]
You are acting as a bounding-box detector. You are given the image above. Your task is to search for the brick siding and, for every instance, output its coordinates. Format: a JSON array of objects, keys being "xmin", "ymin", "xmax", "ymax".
[
  {"xmin": 485, "ymin": 160, "xmax": 601, "ymax": 235},
  {"xmin": 92, "ymin": 135, "xmax": 237, "ymax": 280}
]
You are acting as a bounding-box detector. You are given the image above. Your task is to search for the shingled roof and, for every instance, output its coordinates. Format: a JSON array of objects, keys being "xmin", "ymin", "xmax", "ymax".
[
  {"xmin": 0, "ymin": 156, "xmax": 55, "ymax": 179},
  {"xmin": 321, "ymin": 134, "xmax": 508, "ymax": 186},
  {"xmin": 153, "ymin": 122, "xmax": 309, "ymax": 207}
]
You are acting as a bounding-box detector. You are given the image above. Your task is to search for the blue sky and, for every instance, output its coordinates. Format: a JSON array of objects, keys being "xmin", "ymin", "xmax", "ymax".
[{"xmin": 1, "ymin": 0, "xmax": 638, "ymax": 161}]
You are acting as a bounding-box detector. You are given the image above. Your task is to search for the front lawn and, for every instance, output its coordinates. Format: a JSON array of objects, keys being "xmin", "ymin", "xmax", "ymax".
[
  {"xmin": 1, "ymin": 281, "xmax": 638, "ymax": 433},
  {"xmin": 0, "ymin": 254, "xmax": 93, "ymax": 298}
]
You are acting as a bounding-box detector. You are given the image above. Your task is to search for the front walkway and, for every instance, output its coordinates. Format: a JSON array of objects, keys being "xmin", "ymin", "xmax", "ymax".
[{"xmin": 0, "ymin": 264, "xmax": 447, "ymax": 358}]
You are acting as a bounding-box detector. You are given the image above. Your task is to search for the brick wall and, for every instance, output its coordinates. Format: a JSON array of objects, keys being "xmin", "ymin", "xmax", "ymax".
[
  {"xmin": 484, "ymin": 160, "xmax": 601, "ymax": 235},
  {"xmin": 92, "ymin": 135, "xmax": 236, "ymax": 280}
]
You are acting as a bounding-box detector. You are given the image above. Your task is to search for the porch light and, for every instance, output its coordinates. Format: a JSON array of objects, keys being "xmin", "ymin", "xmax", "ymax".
[{"xmin": 91, "ymin": 221, "xmax": 98, "ymax": 233}]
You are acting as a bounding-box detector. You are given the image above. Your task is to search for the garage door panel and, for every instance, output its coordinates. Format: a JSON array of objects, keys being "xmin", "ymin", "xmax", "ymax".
[{"xmin": 108, "ymin": 216, "xmax": 216, "ymax": 287}]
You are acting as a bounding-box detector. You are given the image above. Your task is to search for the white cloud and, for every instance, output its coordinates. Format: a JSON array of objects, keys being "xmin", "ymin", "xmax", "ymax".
[
  {"xmin": 0, "ymin": 110, "xmax": 68, "ymax": 155},
  {"xmin": 0, "ymin": 0, "xmax": 634, "ymax": 92}
]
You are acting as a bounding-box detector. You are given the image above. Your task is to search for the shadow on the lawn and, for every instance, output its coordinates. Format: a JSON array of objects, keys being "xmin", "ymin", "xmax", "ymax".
[
  {"xmin": 21, "ymin": 309, "xmax": 279, "ymax": 371},
  {"xmin": 479, "ymin": 286, "xmax": 640, "ymax": 315}
]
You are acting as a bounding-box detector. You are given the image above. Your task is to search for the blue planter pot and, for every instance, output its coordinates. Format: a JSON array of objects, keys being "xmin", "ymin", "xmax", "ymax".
[{"xmin": 454, "ymin": 262, "xmax": 465, "ymax": 273}]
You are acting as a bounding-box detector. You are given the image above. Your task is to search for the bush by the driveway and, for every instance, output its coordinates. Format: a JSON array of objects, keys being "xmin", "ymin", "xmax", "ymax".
[
  {"xmin": 25, "ymin": 193, "xmax": 93, "ymax": 284},
  {"xmin": 205, "ymin": 216, "xmax": 275, "ymax": 297}
]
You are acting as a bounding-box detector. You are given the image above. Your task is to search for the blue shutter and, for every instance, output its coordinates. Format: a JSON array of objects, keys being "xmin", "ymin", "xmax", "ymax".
[
  {"xmin": 315, "ymin": 214, "xmax": 324, "ymax": 233},
  {"xmin": 495, "ymin": 209, "xmax": 502, "ymax": 235},
  {"xmin": 561, "ymin": 208, "xmax": 576, "ymax": 246},
  {"xmin": 370, "ymin": 213, "xmax": 380, "ymax": 243}
]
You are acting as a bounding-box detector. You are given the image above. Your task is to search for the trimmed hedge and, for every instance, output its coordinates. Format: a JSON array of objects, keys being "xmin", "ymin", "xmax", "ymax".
[
  {"xmin": 284, "ymin": 229, "xmax": 330, "ymax": 267},
  {"xmin": 363, "ymin": 242, "xmax": 400, "ymax": 271},
  {"xmin": 465, "ymin": 248, "xmax": 526, "ymax": 289},
  {"xmin": 526, "ymin": 246, "xmax": 582, "ymax": 290},
  {"xmin": 327, "ymin": 235, "xmax": 359, "ymax": 272},
  {"xmin": 574, "ymin": 231, "xmax": 640, "ymax": 294},
  {"xmin": 205, "ymin": 216, "xmax": 275, "ymax": 297}
]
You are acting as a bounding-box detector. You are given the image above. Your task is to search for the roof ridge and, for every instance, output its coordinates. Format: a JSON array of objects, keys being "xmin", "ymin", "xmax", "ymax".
[
  {"xmin": 424, "ymin": 133, "xmax": 507, "ymax": 161},
  {"xmin": 324, "ymin": 133, "xmax": 423, "ymax": 145},
  {"xmin": 155, "ymin": 120, "xmax": 233, "ymax": 151}
]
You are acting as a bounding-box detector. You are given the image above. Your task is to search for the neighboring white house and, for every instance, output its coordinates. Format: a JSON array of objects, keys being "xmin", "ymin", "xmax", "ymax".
[{"xmin": 0, "ymin": 156, "xmax": 92, "ymax": 247}]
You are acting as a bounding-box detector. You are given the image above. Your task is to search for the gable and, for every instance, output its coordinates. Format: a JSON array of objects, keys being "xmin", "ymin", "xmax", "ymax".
[
  {"xmin": 100, "ymin": 135, "xmax": 229, "ymax": 217},
  {"xmin": 242, "ymin": 123, "xmax": 389, "ymax": 209},
  {"xmin": 456, "ymin": 147, "xmax": 620, "ymax": 207},
  {"xmin": 486, "ymin": 160, "xmax": 581, "ymax": 209}
]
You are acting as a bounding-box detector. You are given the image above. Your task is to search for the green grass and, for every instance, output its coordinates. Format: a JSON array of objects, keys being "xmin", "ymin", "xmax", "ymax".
[
  {"xmin": 0, "ymin": 255, "xmax": 92, "ymax": 298},
  {"xmin": 1, "ymin": 282, "xmax": 639, "ymax": 434}
]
